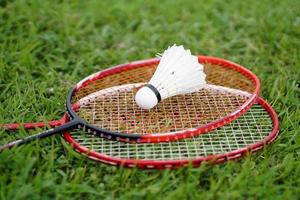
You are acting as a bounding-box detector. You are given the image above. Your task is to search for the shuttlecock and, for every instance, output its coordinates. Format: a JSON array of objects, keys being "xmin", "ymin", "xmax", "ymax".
[{"xmin": 135, "ymin": 44, "xmax": 206, "ymax": 110}]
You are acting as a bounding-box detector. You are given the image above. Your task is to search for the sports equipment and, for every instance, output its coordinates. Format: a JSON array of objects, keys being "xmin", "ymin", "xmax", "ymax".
[
  {"xmin": 0, "ymin": 55, "xmax": 260, "ymax": 150},
  {"xmin": 1, "ymin": 97, "xmax": 279, "ymax": 169},
  {"xmin": 65, "ymin": 97, "xmax": 279, "ymax": 169},
  {"xmin": 135, "ymin": 45, "xmax": 206, "ymax": 109}
]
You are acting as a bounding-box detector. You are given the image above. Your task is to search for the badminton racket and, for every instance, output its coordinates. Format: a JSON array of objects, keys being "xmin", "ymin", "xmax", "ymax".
[
  {"xmin": 0, "ymin": 56, "xmax": 260, "ymax": 151},
  {"xmin": 1, "ymin": 97, "xmax": 279, "ymax": 169},
  {"xmin": 63, "ymin": 97, "xmax": 279, "ymax": 169}
]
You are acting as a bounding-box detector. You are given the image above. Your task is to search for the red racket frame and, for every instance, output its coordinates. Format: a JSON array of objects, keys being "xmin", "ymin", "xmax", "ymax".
[
  {"xmin": 1, "ymin": 56, "xmax": 260, "ymax": 144},
  {"xmin": 68, "ymin": 56, "xmax": 260, "ymax": 142},
  {"xmin": 1, "ymin": 56, "xmax": 260, "ymax": 143},
  {"xmin": 63, "ymin": 97, "xmax": 279, "ymax": 169}
]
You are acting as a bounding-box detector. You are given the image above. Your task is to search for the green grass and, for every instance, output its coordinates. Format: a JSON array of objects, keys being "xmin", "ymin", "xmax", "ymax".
[{"xmin": 0, "ymin": 0, "xmax": 299, "ymax": 199}]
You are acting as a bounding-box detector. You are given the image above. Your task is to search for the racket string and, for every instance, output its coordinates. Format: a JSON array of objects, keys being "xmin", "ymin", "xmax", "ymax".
[
  {"xmin": 71, "ymin": 62, "xmax": 257, "ymax": 136},
  {"xmin": 71, "ymin": 103, "xmax": 273, "ymax": 160},
  {"xmin": 72, "ymin": 63, "xmax": 256, "ymax": 104},
  {"xmin": 77, "ymin": 88, "xmax": 248, "ymax": 135}
]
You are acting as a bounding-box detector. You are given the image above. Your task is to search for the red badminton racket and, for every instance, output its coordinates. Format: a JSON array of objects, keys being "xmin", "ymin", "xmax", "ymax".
[
  {"xmin": 1, "ymin": 97, "xmax": 279, "ymax": 169},
  {"xmin": 0, "ymin": 56, "xmax": 260, "ymax": 151},
  {"xmin": 63, "ymin": 97, "xmax": 279, "ymax": 169}
]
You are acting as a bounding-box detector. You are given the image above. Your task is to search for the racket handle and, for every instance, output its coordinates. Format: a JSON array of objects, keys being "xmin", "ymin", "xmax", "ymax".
[
  {"xmin": 0, "ymin": 120, "xmax": 79, "ymax": 152},
  {"xmin": 0, "ymin": 120, "xmax": 62, "ymax": 131}
]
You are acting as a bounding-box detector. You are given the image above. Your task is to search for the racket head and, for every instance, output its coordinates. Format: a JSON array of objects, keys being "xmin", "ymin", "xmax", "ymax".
[
  {"xmin": 66, "ymin": 56, "xmax": 260, "ymax": 143},
  {"xmin": 63, "ymin": 97, "xmax": 279, "ymax": 169}
]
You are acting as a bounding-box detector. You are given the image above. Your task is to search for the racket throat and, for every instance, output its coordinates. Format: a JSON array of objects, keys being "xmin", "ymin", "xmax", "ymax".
[{"xmin": 38, "ymin": 120, "xmax": 81, "ymax": 139}]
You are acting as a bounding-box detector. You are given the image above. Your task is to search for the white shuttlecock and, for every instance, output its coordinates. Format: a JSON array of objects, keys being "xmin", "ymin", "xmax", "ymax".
[{"xmin": 135, "ymin": 44, "xmax": 206, "ymax": 110}]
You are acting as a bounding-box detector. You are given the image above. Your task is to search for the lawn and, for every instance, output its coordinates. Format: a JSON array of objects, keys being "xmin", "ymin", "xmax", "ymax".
[{"xmin": 0, "ymin": 0, "xmax": 299, "ymax": 199}]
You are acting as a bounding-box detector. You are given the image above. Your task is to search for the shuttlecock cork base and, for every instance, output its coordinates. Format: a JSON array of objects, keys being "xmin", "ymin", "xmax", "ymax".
[
  {"xmin": 135, "ymin": 44, "xmax": 206, "ymax": 110},
  {"xmin": 135, "ymin": 84, "xmax": 162, "ymax": 110}
]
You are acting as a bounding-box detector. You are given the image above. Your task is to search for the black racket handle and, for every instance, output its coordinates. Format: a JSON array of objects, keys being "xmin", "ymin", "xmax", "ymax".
[{"xmin": 0, "ymin": 120, "xmax": 79, "ymax": 152}]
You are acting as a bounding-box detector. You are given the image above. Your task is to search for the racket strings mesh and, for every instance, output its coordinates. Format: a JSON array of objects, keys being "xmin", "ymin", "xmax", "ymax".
[
  {"xmin": 73, "ymin": 62, "xmax": 256, "ymax": 135},
  {"xmin": 78, "ymin": 88, "xmax": 248, "ymax": 134},
  {"xmin": 73, "ymin": 63, "xmax": 255, "ymax": 103},
  {"xmin": 70, "ymin": 104, "xmax": 273, "ymax": 160}
]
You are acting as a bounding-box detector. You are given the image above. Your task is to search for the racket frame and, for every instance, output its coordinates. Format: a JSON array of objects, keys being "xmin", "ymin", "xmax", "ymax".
[
  {"xmin": 65, "ymin": 56, "xmax": 260, "ymax": 143},
  {"xmin": 0, "ymin": 56, "xmax": 261, "ymax": 149},
  {"xmin": 63, "ymin": 97, "xmax": 279, "ymax": 169}
]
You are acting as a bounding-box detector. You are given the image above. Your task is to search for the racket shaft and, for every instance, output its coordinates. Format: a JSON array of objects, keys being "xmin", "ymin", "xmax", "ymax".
[{"xmin": 0, "ymin": 120, "xmax": 78, "ymax": 152}]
